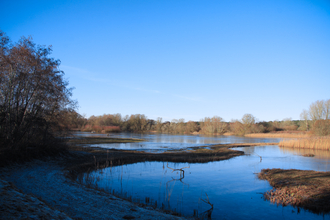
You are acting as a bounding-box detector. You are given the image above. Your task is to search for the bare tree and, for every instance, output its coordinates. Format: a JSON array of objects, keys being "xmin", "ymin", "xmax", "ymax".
[
  {"xmin": 241, "ymin": 114, "xmax": 256, "ymax": 134},
  {"xmin": 200, "ymin": 116, "xmax": 227, "ymax": 135},
  {"xmin": 300, "ymin": 109, "xmax": 310, "ymax": 131},
  {"xmin": 309, "ymin": 100, "xmax": 325, "ymax": 121},
  {"xmin": 0, "ymin": 31, "xmax": 75, "ymax": 150},
  {"xmin": 325, "ymin": 99, "xmax": 330, "ymax": 120},
  {"xmin": 301, "ymin": 99, "xmax": 330, "ymax": 122}
]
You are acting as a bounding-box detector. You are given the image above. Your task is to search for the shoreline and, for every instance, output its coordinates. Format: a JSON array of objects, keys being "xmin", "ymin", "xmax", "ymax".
[
  {"xmin": 2, "ymin": 137, "xmax": 328, "ymax": 218},
  {"xmin": 0, "ymin": 139, "xmax": 257, "ymax": 219}
]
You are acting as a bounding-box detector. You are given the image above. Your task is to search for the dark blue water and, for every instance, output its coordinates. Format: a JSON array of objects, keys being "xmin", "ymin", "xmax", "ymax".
[{"xmin": 77, "ymin": 133, "xmax": 330, "ymax": 219}]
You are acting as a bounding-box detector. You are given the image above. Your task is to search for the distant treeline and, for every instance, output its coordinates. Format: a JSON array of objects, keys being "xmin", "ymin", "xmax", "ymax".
[
  {"xmin": 68, "ymin": 99, "xmax": 330, "ymax": 137},
  {"xmin": 71, "ymin": 113, "xmax": 300, "ymax": 135}
]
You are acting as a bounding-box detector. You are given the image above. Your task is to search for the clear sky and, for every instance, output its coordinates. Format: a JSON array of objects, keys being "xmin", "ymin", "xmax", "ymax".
[{"xmin": 1, "ymin": 0, "xmax": 330, "ymax": 122}]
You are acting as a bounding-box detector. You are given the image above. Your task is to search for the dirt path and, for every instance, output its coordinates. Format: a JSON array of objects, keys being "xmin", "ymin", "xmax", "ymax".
[{"xmin": 0, "ymin": 159, "xmax": 184, "ymax": 220}]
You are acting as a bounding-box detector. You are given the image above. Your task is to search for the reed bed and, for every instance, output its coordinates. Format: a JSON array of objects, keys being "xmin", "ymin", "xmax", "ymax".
[
  {"xmin": 279, "ymin": 136, "xmax": 330, "ymax": 151},
  {"xmin": 245, "ymin": 132, "xmax": 310, "ymax": 138}
]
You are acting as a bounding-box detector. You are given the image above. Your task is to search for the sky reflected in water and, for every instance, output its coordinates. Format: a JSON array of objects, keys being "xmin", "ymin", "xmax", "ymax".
[{"xmin": 83, "ymin": 142, "xmax": 330, "ymax": 219}]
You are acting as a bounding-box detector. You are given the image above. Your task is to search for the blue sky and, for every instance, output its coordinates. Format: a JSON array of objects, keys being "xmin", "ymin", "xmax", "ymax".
[{"xmin": 1, "ymin": 0, "xmax": 330, "ymax": 122}]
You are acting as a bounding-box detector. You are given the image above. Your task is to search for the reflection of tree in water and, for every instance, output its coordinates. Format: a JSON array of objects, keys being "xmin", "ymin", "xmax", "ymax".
[
  {"xmin": 199, "ymin": 193, "xmax": 214, "ymax": 219},
  {"xmin": 238, "ymin": 146, "xmax": 263, "ymax": 162},
  {"xmin": 166, "ymin": 162, "xmax": 190, "ymax": 184},
  {"xmin": 165, "ymin": 162, "xmax": 190, "ymax": 206},
  {"xmin": 165, "ymin": 162, "xmax": 214, "ymax": 219}
]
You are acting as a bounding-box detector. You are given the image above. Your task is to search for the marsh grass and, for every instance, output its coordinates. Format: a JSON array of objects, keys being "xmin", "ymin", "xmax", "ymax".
[
  {"xmin": 279, "ymin": 136, "xmax": 330, "ymax": 151},
  {"xmin": 258, "ymin": 168, "xmax": 330, "ymax": 214},
  {"xmin": 245, "ymin": 132, "xmax": 310, "ymax": 138}
]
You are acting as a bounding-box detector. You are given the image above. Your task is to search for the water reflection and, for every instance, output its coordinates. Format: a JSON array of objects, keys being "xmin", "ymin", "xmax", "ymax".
[
  {"xmin": 75, "ymin": 132, "xmax": 281, "ymax": 152},
  {"xmin": 280, "ymin": 147, "xmax": 330, "ymax": 160},
  {"xmin": 81, "ymin": 145, "xmax": 330, "ymax": 219}
]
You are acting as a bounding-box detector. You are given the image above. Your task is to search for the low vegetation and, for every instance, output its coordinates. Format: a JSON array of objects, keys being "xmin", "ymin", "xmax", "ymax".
[
  {"xmin": 279, "ymin": 136, "xmax": 330, "ymax": 151},
  {"xmin": 67, "ymin": 136, "xmax": 143, "ymax": 145},
  {"xmin": 245, "ymin": 132, "xmax": 310, "ymax": 138},
  {"xmin": 258, "ymin": 168, "xmax": 330, "ymax": 214}
]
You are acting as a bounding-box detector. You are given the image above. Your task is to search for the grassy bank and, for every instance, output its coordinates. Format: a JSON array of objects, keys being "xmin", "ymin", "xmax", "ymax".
[
  {"xmin": 279, "ymin": 136, "xmax": 330, "ymax": 151},
  {"xmin": 258, "ymin": 168, "xmax": 330, "ymax": 214}
]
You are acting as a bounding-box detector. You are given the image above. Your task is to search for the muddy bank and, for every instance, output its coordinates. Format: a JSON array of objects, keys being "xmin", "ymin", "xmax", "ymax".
[{"xmin": 258, "ymin": 168, "xmax": 330, "ymax": 214}]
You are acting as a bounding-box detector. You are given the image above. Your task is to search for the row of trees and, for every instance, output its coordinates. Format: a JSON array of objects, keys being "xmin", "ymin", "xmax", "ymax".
[{"xmin": 75, "ymin": 113, "xmax": 316, "ymax": 136}]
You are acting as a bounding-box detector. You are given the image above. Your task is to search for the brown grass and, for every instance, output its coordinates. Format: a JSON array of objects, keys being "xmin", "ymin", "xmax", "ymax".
[
  {"xmin": 222, "ymin": 132, "xmax": 234, "ymax": 136},
  {"xmin": 245, "ymin": 132, "xmax": 310, "ymax": 138},
  {"xmin": 66, "ymin": 136, "xmax": 144, "ymax": 145},
  {"xmin": 258, "ymin": 168, "xmax": 330, "ymax": 214},
  {"xmin": 279, "ymin": 136, "xmax": 330, "ymax": 151}
]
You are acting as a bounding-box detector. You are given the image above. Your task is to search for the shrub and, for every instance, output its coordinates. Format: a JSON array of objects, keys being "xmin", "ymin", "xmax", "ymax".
[{"xmin": 312, "ymin": 120, "xmax": 330, "ymax": 136}]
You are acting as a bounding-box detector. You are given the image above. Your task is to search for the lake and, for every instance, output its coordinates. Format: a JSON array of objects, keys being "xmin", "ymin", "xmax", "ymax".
[
  {"xmin": 74, "ymin": 132, "xmax": 280, "ymax": 152},
  {"xmin": 78, "ymin": 133, "xmax": 330, "ymax": 219}
]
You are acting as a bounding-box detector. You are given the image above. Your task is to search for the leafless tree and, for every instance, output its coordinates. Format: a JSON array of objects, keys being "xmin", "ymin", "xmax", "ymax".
[
  {"xmin": 300, "ymin": 109, "xmax": 310, "ymax": 131},
  {"xmin": 0, "ymin": 31, "xmax": 75, "ymax": 150},
  {"xmin": 200, "ymin": 116, "xmax": 227, "ymax": 135}
]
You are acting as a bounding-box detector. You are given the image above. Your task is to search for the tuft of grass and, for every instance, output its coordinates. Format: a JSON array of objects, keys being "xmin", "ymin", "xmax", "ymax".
[{"xmin": 279, "ymin": 136, "xmax": 330, "ymax": 151}]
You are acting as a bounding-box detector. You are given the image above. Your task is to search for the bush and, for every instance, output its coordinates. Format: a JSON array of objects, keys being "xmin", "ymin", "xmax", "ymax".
[
  {"xmin": 0, "ymin": 31, "xmax": 74, "ymax": 153},
  {"xmin": 312, "ymin": 120, "xmax": 330, "ymax": 136}
]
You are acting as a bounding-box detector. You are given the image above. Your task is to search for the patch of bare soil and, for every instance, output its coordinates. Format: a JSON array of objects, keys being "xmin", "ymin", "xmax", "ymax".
[{"xmin": 258, "ymin": 168, "xmax": 330, "ymax": 214}]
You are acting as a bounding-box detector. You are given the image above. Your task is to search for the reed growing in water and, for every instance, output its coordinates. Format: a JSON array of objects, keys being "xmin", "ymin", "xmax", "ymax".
[
  {"xmin": 245, "ymin": 132, "xmax": 310, "ymax": 138},
  {"xmin": 279, "ymin": 136, "xmax": 330, "ymax": 151}
]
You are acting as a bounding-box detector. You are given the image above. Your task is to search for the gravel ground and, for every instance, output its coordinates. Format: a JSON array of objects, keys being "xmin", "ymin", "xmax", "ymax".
[{"xmin": 0, "ymin": 159, "xmax": 184, "ymax": 220}]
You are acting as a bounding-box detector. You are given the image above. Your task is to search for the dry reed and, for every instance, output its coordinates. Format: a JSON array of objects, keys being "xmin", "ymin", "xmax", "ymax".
[
  {"xmin": 245, "ymin": 133, "xmax": 310, "ymax": 138},
  {"xmin": 279, "ymin": 136, "xmax": 330, "ymax": 151}
]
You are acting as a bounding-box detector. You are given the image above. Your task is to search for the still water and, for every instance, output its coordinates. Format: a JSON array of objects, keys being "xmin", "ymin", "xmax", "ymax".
[
  {"xmin": 79, "ymin": 133, "xmax": 330, "ymax": 219},
  {"xmin": 75, "ymin": 132, "xmax": 280, "ymax": 152}
]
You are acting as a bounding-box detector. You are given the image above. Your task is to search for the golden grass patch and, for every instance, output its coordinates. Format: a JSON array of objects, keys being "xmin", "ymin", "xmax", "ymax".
[
  {"xmin": 245, "ymin": 133, "xmax": 310, "ymax": 138},
  {"xmin": 279, "ymin": 136, "xmax": 330, "ymax": 151}
]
